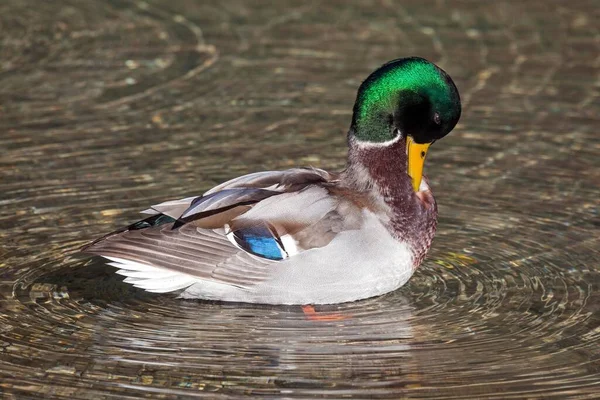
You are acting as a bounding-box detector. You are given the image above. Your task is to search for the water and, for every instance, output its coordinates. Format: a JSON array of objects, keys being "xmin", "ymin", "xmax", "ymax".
[{"xmin": 1, "ymin": 0, "xmax": 599, "ymax": 398}]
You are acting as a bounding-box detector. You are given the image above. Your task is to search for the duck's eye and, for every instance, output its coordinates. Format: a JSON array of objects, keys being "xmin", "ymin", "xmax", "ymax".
[{"xmin": 433, "ymin": 112, "xmax": 441, "ymax": 125}]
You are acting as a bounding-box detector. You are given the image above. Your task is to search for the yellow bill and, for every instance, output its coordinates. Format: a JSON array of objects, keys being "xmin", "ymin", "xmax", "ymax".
[{"xmin": 406, "ymin": 137, "xmax": 430, "ymax": 192}]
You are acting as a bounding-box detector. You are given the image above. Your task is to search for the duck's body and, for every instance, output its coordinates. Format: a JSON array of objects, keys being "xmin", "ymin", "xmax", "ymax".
[
  {"xmin": 83, "ymin": 57, "xmax": 460, "ymax": 305},
  {"xmin": 84, "ymin": 137, "xmax": 436, "ymax": 304}
]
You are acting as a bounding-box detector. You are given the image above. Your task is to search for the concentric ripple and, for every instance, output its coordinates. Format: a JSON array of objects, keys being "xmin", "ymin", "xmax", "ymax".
[{"xmin": 1, "ymin": 0, "xmax": 600, "ymax": 398}]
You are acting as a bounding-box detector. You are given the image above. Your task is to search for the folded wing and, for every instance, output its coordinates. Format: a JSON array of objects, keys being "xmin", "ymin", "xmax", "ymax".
[{"xmin": 82, "ymin": 168, "xmax": 353, "ymax": 293}]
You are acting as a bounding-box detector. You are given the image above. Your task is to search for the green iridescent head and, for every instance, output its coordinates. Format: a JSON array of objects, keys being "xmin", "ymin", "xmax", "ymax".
[{"xmin": 351, "ymin": 57, "xmax": 461, "ymax": 144}]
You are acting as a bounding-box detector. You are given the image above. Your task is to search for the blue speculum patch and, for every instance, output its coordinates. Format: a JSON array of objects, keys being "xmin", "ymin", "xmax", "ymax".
[{"xmin": 233, "ymin": 226, "xmax": 284, "ymax": 260}]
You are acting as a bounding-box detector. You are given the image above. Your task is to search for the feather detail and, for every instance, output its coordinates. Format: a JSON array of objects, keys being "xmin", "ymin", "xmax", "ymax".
[
  {"xmin": 174, "ymin": 189, "xmax": 279, "ymax": 228},
  {"xmin": 149, "ymin": 196, "xmax": 198, "ymax": 219},
  {"xmin": 204, "ymin": 168, "xmax": 334, "ymax": 195},
  {"xmin": 231, "ymin": 186, "xmax": 338, "ymax": 236},
  {"xmin": 84, "ymin": 222, "xmax": 276, "ymax": 289},
  {"xmin": 105, "ymin": 256, "xmax": 199, "ymax": 293}
]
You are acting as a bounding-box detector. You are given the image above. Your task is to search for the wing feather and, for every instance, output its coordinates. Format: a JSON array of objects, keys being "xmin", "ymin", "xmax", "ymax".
[
  {"xmin": 83, "ymin": 168, "xmax": 351, "ymax": 294},
  {"xmin": 178, "ymin": 189, "xmax": 278, "ymax": 222},
  {"xmin": 204, "ymin": 168, "xmax": 334, "ymax": 195},
  {"xmin": 147, "ymin": 196, "xmax": 198, "ymax": 219}
]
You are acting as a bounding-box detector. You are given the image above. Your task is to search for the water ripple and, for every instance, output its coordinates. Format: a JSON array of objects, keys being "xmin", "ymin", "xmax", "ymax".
[{"xmin": 1, "ymin": 0, "xmax": 600, "ymax": 398}]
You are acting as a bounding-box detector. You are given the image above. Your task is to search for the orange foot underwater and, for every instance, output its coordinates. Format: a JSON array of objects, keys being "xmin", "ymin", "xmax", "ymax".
[{"xmin": 301, "ymin": 305, "xmax": 348, "ymax": 321}]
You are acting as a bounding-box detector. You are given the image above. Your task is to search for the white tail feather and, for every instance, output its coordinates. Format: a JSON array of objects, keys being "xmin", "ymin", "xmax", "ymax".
[{"xmin": 104, "ymin": 256, "xmax": 199, "ymax": 293}]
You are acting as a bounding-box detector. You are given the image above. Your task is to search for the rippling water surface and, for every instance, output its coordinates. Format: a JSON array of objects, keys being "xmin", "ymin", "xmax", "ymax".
[{"xmin": 1, "ymin": 0, "xmax": 600, "ymax": 398}]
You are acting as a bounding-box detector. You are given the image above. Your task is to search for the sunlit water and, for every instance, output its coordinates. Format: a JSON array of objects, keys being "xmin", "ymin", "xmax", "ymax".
[{"xmin": 1, "ymin": 0, "xmax": 599, "ymax": 398}]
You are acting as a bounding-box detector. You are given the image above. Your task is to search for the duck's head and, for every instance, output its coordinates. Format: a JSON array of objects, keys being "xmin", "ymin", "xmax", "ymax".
[{"xmin": 350, "ymin": 57, "xmax": 461, "ymax": 192}]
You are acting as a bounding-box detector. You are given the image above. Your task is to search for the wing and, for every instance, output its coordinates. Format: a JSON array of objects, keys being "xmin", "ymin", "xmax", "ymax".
[{"xmin": 81, "ymin": 168, "xmax": 358, "ymax": 293}]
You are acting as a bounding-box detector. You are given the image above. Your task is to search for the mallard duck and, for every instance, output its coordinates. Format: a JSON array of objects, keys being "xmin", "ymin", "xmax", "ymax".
[{"xmin": 82, "ymin": 57, "xmax": 461, "ymax": 305}]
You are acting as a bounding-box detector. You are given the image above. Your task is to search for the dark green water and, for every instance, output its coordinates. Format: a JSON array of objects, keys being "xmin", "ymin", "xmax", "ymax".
[{"xmin": 1, "ymin": 1, "xmax": 599, "ymax": 398}]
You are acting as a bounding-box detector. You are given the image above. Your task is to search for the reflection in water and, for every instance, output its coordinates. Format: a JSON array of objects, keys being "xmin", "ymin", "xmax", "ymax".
[{"xmin": 1, "ymin": 0, "xmax": 600, "ymax": 398}]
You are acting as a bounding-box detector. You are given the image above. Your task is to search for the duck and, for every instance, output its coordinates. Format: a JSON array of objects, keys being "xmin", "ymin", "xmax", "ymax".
[{"xmin": 82, "ymin": 57, "xmax": 461, "ymax": 305}]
